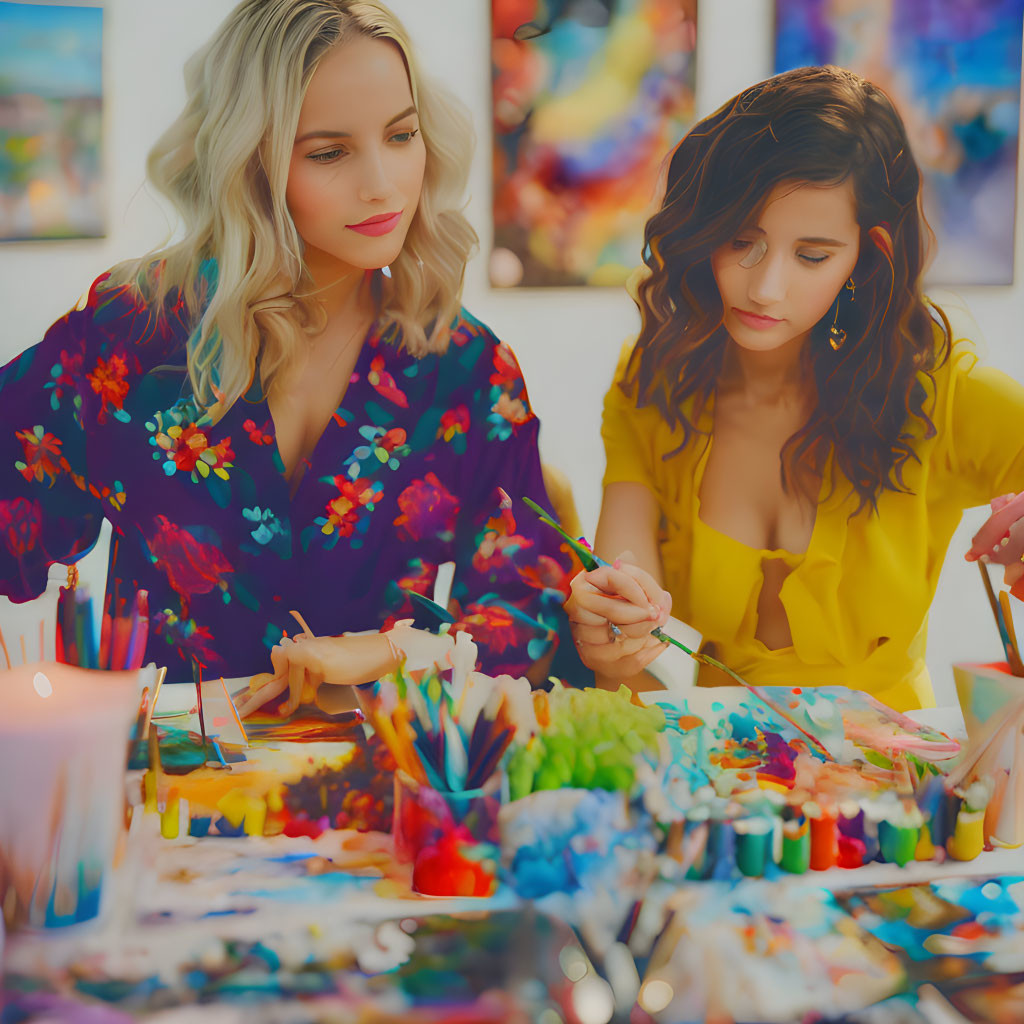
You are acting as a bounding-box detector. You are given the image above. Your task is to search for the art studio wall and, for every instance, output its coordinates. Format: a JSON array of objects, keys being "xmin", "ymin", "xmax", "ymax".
[{"xmin": 1, "ymin": 0, "xmax": 1022, "ymax": 703}]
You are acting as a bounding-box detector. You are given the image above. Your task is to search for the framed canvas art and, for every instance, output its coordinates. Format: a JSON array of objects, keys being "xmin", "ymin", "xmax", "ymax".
[
  {"xmin": 491, "ymin": 0, "xmax": 698, "ymax": 287},
  {"xmin": 776, "ymin": 0, "xmax": 1024, "ymax": 285},
  {"xmin": 0, "ymin": 1, "xmax": 104, "ymax": 240}
]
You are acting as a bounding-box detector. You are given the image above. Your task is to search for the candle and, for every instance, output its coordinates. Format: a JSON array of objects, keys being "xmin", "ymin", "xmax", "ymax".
[{"xmin": 0, "ymin": 661, "xmax": 149, "ymax": 929}]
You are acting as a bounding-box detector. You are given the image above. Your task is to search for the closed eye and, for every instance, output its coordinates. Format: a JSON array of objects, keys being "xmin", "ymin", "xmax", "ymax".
[
  {"xmin": 798, "ymin": 252, "xmax": 829, "ymax": 265},
  {"xmin": 308, "ymin": 147, "xmax": 347, "ymax": 163}
]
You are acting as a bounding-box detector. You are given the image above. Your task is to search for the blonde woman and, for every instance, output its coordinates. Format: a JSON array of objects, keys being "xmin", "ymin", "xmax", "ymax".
[{"xmin": 0, "ymin": 0, "xmax": 579, "ymax": 693}]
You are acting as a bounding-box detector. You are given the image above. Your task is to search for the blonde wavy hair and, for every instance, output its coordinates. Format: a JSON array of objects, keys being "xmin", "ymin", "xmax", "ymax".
[{"xmin": 109, "ymin": 0, "xmax": 477, "ymax": 411}]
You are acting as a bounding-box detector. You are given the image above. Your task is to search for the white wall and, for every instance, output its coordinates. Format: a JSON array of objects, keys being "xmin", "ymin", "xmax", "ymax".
[{"xmin": 2, "ymin": 0, "xmax": 1023, "ymax": 703}]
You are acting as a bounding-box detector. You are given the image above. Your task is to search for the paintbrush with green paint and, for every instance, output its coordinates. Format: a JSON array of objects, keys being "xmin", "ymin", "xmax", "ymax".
[
  {"xmin": 522, "ymin": 497, "xmax": 716, "ymax": 660},
  {"xmin": 523, "ymin": 496, "xmax": 835, "ymax": 760}
]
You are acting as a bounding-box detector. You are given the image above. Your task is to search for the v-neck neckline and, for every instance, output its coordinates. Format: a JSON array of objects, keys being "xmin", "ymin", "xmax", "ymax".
[
  {"xmin": 256, "ymin": 319, "xmax": 381, "ymax": 508},
  {"xmin": 691, "ymin": 394, "xmax": 832, "ymax": 566}
]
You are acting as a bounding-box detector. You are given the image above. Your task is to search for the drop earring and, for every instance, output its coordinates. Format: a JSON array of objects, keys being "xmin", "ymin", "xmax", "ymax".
[{"xmin": 828, "ymin": 277, "xmax": 856, "ymax": 351}]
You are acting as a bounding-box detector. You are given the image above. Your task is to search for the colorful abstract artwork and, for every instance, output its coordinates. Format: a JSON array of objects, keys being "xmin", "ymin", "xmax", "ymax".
[
  {"xmin": 490, "ymin": 0, "xmax": 698, "ymax": 287},
  {"xmin": 775, "ymin": 0, "xmax": 1024, "ymax": 285},
  {"xmin": 0, "ymin": 2, "xmax": 104, "ymax": 240}
]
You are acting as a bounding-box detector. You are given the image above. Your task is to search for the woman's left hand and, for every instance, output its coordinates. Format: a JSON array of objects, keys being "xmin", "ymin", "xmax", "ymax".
[
  {"xmin": 236, "ymin": 632, "xmax": 399, "ymax": 718},
  {"xmin": 966, "ymin": 491, "xmax": 1024, "ymax": 598}
]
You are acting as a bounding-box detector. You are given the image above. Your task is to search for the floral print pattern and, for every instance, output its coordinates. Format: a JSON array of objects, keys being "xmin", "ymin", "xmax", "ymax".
[{"xmin": 0, "ymin": 269, "xmax": 580, "ymax": 682}]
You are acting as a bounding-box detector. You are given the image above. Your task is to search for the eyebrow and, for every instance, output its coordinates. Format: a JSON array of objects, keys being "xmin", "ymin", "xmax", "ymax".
[
  {"xmin": 296, "ymin": 105, "xmax": 417, "ymax": 143},
  {"xmin": 741, "ymin": 227, "xmax": 849, "ymax": 247}
]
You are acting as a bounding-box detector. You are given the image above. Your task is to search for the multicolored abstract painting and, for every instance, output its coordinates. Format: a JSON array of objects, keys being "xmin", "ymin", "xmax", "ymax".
[
  {"xmin": 0, "ymin": 2, "xmax": 104, "ymax": 240},
  {"xmin": 775, "ymin": 0, "xmax": 1024, "ymax": 285},
  {"xmin": 491, "ymin": 0, "xmax": 698, "ymax": 288}
]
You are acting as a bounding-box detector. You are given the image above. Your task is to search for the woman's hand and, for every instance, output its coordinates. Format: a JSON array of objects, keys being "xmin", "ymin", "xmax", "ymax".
[
  {"xmin": 966, "ymin": 492, "xmax": 1024, "ymax": 599},
  {"xmin": 566, "ymin": 555, "xmax": 672, "ymax": 685},
  {"xmin": 236, "ymin": 631, "xmax": 400, "ymax": 718}
]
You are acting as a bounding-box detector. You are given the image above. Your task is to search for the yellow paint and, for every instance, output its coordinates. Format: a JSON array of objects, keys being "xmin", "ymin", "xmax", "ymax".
[
  {"xmin": 914, "ymin": 824, "xmax": 936, "ymax": 861},
  {"xmin": 243, "ymin": 797, "xmax": 267, "ymax": 837},
  {"xmin": 144, "ymin": 770, "xmax": 157, "ymax": 813},
  {"xmin": 216, "ymin": 789, "xmax": 268, "ymax": 836},
  {"xmin": 756, "ymin": 778, "xmax": 791, "ymax": 795},
  {"xmin": 161, "ymin": 790, "xmax": 180, "ymax": 839},
  {"xmin": 947, "ymin": 809, "xmax": 985, "ymax": 861},
  {"xmin": 216, "ymin": 789, "xmax": 250, "ymax": 828}
]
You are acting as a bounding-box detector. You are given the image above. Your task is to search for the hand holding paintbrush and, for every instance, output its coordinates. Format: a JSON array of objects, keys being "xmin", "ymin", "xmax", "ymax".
[
  {"xmin": 966, "ymin": 491, "xmax": 1024, "ymax": 675},
  {"xmin": 966, "ymin": 490, "xmax": 1024, "ymax": 599},
  {"xmin": 526, "ymin": 497, "xmax": 835, "ymax": 759}
]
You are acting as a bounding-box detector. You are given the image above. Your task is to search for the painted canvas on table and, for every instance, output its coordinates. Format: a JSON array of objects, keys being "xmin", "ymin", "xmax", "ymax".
[
  {"xmin": 491, "ymin": 0, "xmax": 697, "ymax": 288},
  {"xmin": 0, "ymin": 2, "xmax": 104, "ymax": 240},
  {"xmin": 775, "ymin": 0, "xmax": 1024, "ymax": 285}
]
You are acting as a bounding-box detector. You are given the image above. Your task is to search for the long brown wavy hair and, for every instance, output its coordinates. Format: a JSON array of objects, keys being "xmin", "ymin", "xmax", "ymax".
[{"xmin": 623, "ymin": 65, "xmax": 951, "ymax": 513}]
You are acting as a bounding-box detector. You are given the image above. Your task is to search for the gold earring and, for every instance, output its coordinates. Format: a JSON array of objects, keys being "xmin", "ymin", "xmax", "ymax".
[{"xmin": 828, "ymin": 277, "xmax": 856, "ymax": 351}]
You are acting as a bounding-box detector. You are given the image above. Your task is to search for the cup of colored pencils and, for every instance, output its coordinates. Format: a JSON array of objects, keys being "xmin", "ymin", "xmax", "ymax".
[{"xmin": 57, "ymin": 585, "xmax": 150, "ymax": 671}]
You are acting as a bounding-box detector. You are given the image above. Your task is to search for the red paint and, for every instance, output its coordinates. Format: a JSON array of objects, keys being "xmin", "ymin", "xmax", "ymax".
[
  {"xmin": 809, "ymin": 811, "xmax": 839, "ymax": 870},
  {"xmin": 951, "ymin": 921, "xmax": 989, "ymax": 940},
  {"xmin": 837, "ymin": 835, "xmax": 865, "ymax": 869},
  {"xmin": 412, "ymin": 830, "xmax": 496, "ymax": 897},
  {"xmin": 282, "ymin": 816, "xmax": 327, "ymax": 839}
]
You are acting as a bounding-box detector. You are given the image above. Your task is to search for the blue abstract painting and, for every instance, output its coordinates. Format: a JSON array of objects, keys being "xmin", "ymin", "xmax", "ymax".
[{"xmin": 776, "ymin": 0, "xmax": 1024, "ymax": 285}]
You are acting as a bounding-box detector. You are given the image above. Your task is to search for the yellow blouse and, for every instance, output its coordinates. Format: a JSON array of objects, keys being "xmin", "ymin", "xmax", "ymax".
[{"xmin": 602, "ymin": 331, "xmax": 1024, "ymax": 711}]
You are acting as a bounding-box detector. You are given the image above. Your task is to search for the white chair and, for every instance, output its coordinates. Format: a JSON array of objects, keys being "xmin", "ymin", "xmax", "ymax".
[{"xmin": 0, "ymin": 563, "xmax": 66, "ymax": 667}]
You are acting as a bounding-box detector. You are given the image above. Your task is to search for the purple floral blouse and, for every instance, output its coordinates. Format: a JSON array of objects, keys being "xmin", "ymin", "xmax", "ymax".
[{"xmin": 0, "ymin": 269, "xmax": 582, "ymax": 683}]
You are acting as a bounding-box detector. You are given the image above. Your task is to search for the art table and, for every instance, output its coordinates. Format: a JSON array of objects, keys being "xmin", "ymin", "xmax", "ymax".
[{"xmin": 3, "ymin": 685, "xmax": 1024, "ymax": 1024}]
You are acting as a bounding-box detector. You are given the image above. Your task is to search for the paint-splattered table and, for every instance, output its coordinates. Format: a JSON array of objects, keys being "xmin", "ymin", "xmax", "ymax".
[{"xmin": 4, "ymin": 689, "xmax": 1024, "ymax": 1023}]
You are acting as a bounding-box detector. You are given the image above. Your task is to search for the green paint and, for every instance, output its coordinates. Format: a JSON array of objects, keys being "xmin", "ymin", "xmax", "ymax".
[
  {"xmin": 878, "ymin": 820, "xmax": 919, "ymax": 866},
  {"xmin": 735, "ymin": 820, "xmax": 772, "ymax": 878},
  {"xmin": 780, "ymin": 823, "xmax": 810, "ymax": 874}
]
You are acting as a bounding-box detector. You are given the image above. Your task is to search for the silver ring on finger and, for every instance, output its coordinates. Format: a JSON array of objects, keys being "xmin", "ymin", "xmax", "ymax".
[{"xmin": 607, "ymin": 620, "xmax": 625, "ymax": 644}]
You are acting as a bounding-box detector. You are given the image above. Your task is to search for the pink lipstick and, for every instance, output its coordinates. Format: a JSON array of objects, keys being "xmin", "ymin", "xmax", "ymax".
[
  {"xmin": 347, "ymin": 211, "xmax": 402, "ymax": 236},
  {"xmin": 733, "ymin": 307, "xmax": 783, "ymax": 330}
]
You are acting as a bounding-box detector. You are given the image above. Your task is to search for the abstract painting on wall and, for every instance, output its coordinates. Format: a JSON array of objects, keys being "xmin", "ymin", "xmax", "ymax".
[
  {"xmin": 491, "ymin": 0, "xmax": 697, "ymax": 288},
  {"xmin": 0, "ymin": 2, "xmax": 104, "ymax": 241},
  {"xmin": 775, "ymin": 0, "xmax": 1024, "ymax": 285}
]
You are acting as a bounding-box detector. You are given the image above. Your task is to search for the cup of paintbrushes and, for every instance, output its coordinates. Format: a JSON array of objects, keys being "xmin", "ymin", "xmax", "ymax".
[
  {"xmin": 0, "ymin": 662, "xmax": 145, "ymax": 930},
  {"xmin": 392, "ymin": 769, "xmax": 502, "ymax": 897}
]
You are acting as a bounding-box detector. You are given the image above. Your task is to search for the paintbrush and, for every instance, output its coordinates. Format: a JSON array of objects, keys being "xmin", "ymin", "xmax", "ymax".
[
  {"xmin": 977, "ymin": 561, "xmax": 1024, "ymax": 675},
  {"xmin": 191, "ymin": 656, "xmax": 208, "ymax": 758},
  {"xmin": 999, "ymin": 590, "xmax": 1024, "ymax": 676},
  {"xmin": 143, "ymin": 666, "xmax": 167, "ymax": 740},
  {"xmin": 129, "ymin": 686, "xmax": 150, "ymax": 766},
  {"xmin": 523, "ymin": 496, "xmax": 835, "ymax": 760}
]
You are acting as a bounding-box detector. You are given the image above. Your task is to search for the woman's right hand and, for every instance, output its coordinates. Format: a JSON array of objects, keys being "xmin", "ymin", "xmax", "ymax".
[{"xmin": 566, "ymin": 556, "xmax": 672, "ymax": 685}]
